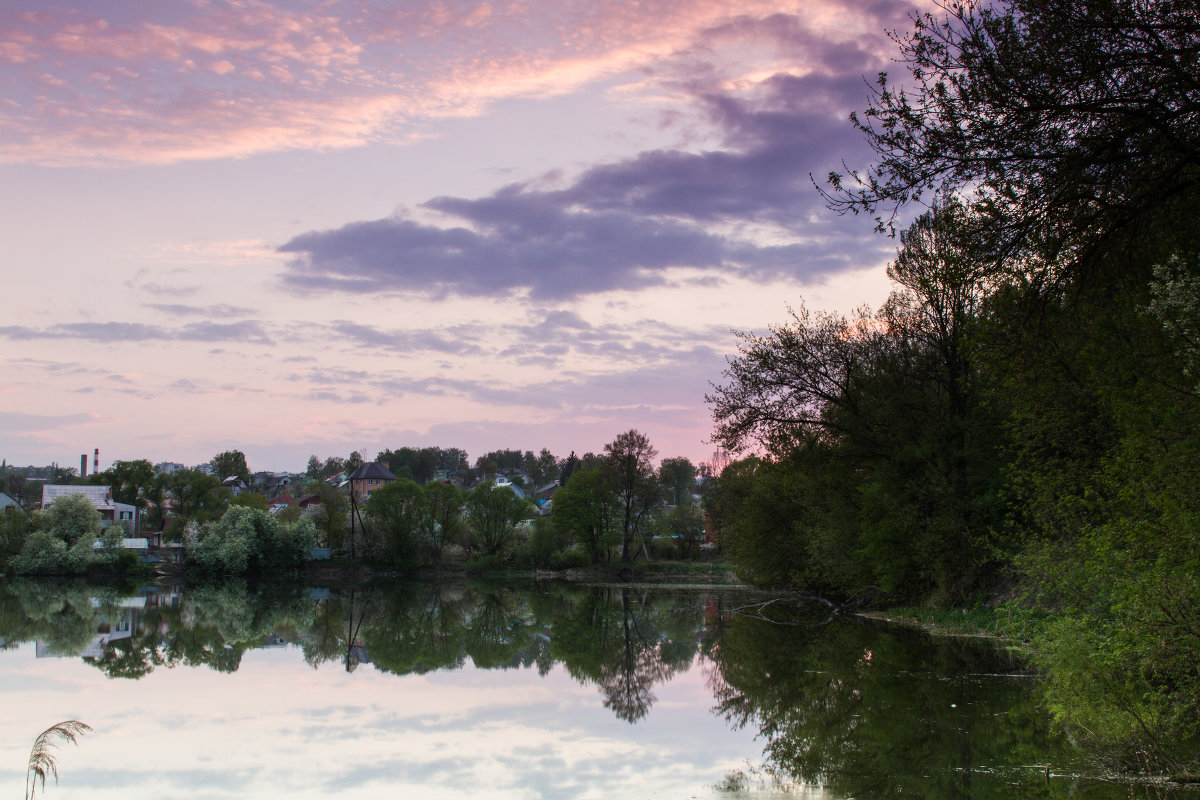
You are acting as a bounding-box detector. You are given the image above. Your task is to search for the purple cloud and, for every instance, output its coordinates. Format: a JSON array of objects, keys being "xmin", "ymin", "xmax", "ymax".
[{"xmin": 277, "ymin": 58, "xmax": 895, "ymax": 301}]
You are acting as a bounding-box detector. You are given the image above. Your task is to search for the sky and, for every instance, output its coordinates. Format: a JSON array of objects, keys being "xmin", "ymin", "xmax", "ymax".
[
  {"xmin": 0, "ymin": 642, "xmax": 778, "ymax": 799},
  {"xmin": 0, "ymin": 0, "xmax": 923, "ymax": 474}
]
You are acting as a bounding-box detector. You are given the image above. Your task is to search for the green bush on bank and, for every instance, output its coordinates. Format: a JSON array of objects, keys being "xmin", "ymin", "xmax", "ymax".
[
  {"xmin": 187, "ymin": 506, "xmax": 317, "ymax": 578},
  {"xmin": 8, "ymin": 494, "xmax": 125, "ymax": 577}
]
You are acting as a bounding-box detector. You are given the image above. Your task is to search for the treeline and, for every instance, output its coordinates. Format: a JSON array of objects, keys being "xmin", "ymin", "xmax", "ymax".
[
  {"xmin": 1, "ymin": 431, "xmax": 710, "ymax": 578},
  {"xmin": 355, "ymin": 430, "xmax": 706, "ymax": 571},
  {"xmin": 703, "ymin": 0, "xmax": 1200, "ymax": 773}
]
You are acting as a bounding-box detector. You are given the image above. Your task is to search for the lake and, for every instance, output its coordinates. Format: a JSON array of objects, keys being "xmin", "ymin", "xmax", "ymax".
[{"xmin": 0, "ymin": 578, "xmax": 1193, "ymax": 799}]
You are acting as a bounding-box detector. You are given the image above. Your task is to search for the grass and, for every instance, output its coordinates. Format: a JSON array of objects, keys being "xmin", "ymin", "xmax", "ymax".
[
  {"xmin": 858, "ymin": 605, "xmax": 1011, "ymax": 638},
  {"xmin": 25, "ymin": 720, "xmax": 91, "ymax": 800}
]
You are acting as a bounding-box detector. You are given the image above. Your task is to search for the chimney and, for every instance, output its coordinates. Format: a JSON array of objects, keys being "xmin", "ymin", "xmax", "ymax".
[
  {"xmin": 81, "ymin": 454, "xmax": 87, "ymax": 478},
  {"xmin": 94, "ymin": 448, "xmax": 99, "ymax": 475}
]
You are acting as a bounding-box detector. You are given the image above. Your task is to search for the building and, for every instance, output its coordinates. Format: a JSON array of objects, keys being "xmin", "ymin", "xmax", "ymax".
[
  {"xmin": 41, "ymin": 485, "xmax": 140, "ymax": 532},
  {"xmin": 348, "ymin": 462, "xmax": 396, "ymax": 502},
  {"xmin": 0, "ymin": 490, "xmax": 24, "ymax": 514}
]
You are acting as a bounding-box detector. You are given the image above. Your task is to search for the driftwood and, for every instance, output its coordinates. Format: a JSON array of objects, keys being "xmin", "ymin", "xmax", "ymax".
[{"xmin": 729, "ymin": 587, "xmax": 879, "ymax": 627}]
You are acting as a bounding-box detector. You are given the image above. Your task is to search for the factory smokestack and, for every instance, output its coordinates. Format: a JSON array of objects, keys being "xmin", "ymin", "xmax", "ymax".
[
  {"xmin": 94, "ymin": 448, "xmax": 99, "ymax": 476},
  {"xmin": 81, "ymin": 454, "xmax": 87, "ymax": 478}
]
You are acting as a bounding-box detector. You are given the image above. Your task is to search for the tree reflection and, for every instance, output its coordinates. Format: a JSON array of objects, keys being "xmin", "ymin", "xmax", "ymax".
[
  {"xmin": 552, "ymin": 587, "xmax": 698, "ymax": 722},
  {"xmin": 701, "ymin": 600, "xmax": 1087, "ymax": 799},
  {"xmin": 0, "ymin": 573, "xmax": 1094, "ymax": 790}
]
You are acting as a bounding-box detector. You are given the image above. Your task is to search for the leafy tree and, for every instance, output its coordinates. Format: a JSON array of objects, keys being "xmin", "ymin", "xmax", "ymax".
[
  {"xmin": 229, "ymin": 492, "xmax": 270, "ymax": 511},
  {"xmin": 165, "ymin": 469, "xmax": 230, "ymax": 536},
  {"xmin": 604, "ymin": 430, "xmax": 662, "ymax": 562},
  {"xmin": 473, "ymin": 455, "xmax": 498, "ymax": 481},
  {"xmin": 423, "ymin": 480, "xmax": 466, "ymax": 561},
  {"xmin": 93, "ymin": 459, "xmax": 156, "ymax": 511},
  {"xmin": 210, "ymin": 450, "xmax": 250, "ymax": 482},
  {"xmin": 826, "ymin": 0, "xmax": 1200, "ymax": 263},
  {"xmin": 363, "ymin": 478, "xmax": 428, "ymax": 568},
  {"xmin": 9, "ymin": 493, "xmax": 119, "ymax": 576},
  {"xmin": 551, "ymin": 467, "xmax": 619, "ymax": 563},
  {"xmin": 0, "ymin": 506, "xmax": 32, "ymax": 564},
  {"xmin": 663, "ymin": 503, "xmax": 706, "ymax": 560},
  {"xmin": 658, "ymin": 457, "xmax": 696, "ymax": 506},
  {"xmin": 465, "ymin": 481, "xmax": 534, "ymax": 557},
  {"xmin": 345, "ymin": 450, "xmax": 365, "ymax": 476},
  {"xmin": 529, "ymin": 448, "xmax": 559, "ymax": 488},
  {"xmin": 558, "ymin": 451, "xmax": 580, "ymax": 485},
  {"xmin": 300, "ymin": 481, "xmax": 349, "ymax": 549},
  {"xmin": 305, "ymin": 455, "xmax": 322, "ymax": 480},
  {"xmin": 188, "ymin": 506, "xmax": 316, "ymax": 576}
]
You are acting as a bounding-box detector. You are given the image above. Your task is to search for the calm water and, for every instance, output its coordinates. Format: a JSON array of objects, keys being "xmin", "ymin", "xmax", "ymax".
[{"xmin": 0, "ymin": 578, "xmax": 1191, "ymax": 799}]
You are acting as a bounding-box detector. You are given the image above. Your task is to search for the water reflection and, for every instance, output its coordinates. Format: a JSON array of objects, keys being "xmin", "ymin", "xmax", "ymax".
[{"xmin": 0, "ymin": 578, "xmax": 1192, "ymax": 799}]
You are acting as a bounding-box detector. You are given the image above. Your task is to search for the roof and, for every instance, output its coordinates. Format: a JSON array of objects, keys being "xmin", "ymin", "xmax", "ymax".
[
  {"xmin": 43, "ymin": 484, "xmax": 117, "ymax": 510},
  {"xmin": 349, "ymin": 462, "xmax": 396, "ymax": 481},
  {"xmin": 42, "ymin": 485, "xmax": 138, "ymax": 515}
]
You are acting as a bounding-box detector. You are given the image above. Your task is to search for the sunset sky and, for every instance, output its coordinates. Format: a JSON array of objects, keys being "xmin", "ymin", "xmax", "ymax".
[{"xmin": 0, "ymin": 0, "xmax": 922, "ymax": 473}]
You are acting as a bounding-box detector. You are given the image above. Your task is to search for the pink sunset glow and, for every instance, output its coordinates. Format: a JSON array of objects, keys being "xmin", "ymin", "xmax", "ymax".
[{"xmin": 0, "ymin": 0, "xmax": 921, "ymax": 472}]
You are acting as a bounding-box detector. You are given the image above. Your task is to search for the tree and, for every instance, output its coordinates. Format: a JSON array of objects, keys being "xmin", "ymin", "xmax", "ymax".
[
  {"xmin": 9, "ymin": 493, "xmax": 118, "ymax": 576},
  {"xmin": 465, "ymin": 481, "xmax": 534, "ymax": 557},
  {"xmin": 558, "ymin": 451, "xmax": 580, "ymax": 485},
  {"xmin": 229, "ymin": 492, "xmax": 270, "ymax": 511},
  {"xmin": 188, "ymin": 505, "xmax": 316, "ymax": 575},
  {"xmin": 658, "ymin": 457, "xmax": 697, "ymax": 506},
  {"xmin": 424, "ymin": 480, "xmax": 466, "ymax": 561},
  {"xmin": 305, "ymin": 455, "xmax": 322, "ymax": 480},
  {"xmin": 167, "ymin": 470, "xmax": 229, "ymax": 527},
  {"xmin": 363, "ymin": 479, "xmax": 428, "ymax": 567},
  {"xmin": 301, "ymin": 481, "xmax": 349, "ymax": 549},
  {"xmin": 604, "ymin": 430, "xmax": 662, "ymax": 562},
  {"xmin": 94, "ymin": 459, "xmax": 156, "ymax": 511},
  {"xmin": 345, "ymin": 450, "xmax": 365, "ymax": 476},
  {"xmin": 826, "ymin": 0, "xmax": 1200, "ymax": 267},
  {"xmin": 210, "ymin": 450, "xmax": 250, "ymax": 482},
  {"xmin": 552, "ymin": 467, "xmax": 620, "ymax": 563},
  {"xmin": 664, "ymin": 503, "xmax": 706, "ymax": 559},
  {"xmin": 530, "ymin": 448, "xmax": 559, "ymax": 488}
]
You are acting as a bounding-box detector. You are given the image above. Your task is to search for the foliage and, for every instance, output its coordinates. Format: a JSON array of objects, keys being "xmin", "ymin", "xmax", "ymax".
[
  {"xmin": 300, "ymin": 481, "xmax": 349, "ymax": 549},
  {"xmin": 658, "ymin": 457, "xmax": 696, "ymax": 507},
  {"xmin": 705, "ymin": 0, "xmax": 1200, "ymax": 770},
  {"xmin": 374, "ymin": 446, "xmax": 467, "ymax": 483},
  {"xmin": 1, "ymin": 505, "xmax": 33, "ymax": 564},
  {"xmin": 91, "ymin": 459, "xmax": 155, "ymax": 510},
  {"xmin": 603, "ymin": 429, "xmax": 662, "ymax": 562},
  {"xmin": 210, "ymin": 450, "xmax": 250, "ymax": 482},
  {"xmin": 550, "ymin": 467, "xmax": 620, "ymax": 563},
  {"xmin": 187, "ymin": 506, "xmax": 316, "ymax": 577},
  {"xmin": 9, "ymin": 493, "xmax": 121, "ymax": 576},
  {"xmin": 229, "ymin": 492, "xmax": 270, "ymax": 511},
  {"xmin": 165, "ymin": 469, "xmax": 230, "ymax": 534},
  {"xmin": 465, "ymin": 480, "xmax": 535, "ymax": 557},
  {"xmin": 826, "ymin": 0, "xmax": 1200, "ymax": 259},
  {"xmin": 363, "ymin": 478, "xmax": 429, "ymax": 569}
]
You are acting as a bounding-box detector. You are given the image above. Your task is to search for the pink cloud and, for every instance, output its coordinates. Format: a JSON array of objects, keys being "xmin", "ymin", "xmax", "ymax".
[{"xmin": 0, "ymin": 0, "xmax": 914, "ymax": 166}]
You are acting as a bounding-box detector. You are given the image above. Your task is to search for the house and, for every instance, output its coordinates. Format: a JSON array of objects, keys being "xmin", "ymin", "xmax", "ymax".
[
  {"xmin": 296, "ymin": 494, "xmax": 322, "ymax": 508},
  {"xmin": 492, "ymin": 476, "xmax": 526, "ymax": 500},
  {"xmin": 348, "ymin": 462, "xmax": 396, "ymax": 502},
  {"xmin": 221, "ymin": 476, "xmax": 247, "ymax": 496},
  {"xmin": 0, "ymin": 490, "xmax": 25, "ymax": 514},
  {"xmin": 41, "ymin": 485, "xmax": 140, "ymax": 532}
]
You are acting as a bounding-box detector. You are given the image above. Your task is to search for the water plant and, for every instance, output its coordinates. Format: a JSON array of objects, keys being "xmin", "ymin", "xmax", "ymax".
[{"xmin": 25, "ymin": 720, "xmax": 91, "ymax": 799}]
